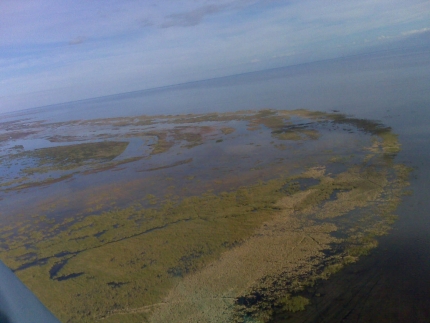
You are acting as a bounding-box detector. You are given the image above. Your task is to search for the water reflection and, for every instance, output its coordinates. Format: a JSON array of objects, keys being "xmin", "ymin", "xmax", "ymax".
[{"xmin": 0, "ymin": 47, "xmax": 429, "ymax": 322}]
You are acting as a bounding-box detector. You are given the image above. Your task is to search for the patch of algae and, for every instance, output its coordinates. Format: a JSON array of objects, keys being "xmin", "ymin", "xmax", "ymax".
[
  {"xmin": 1, "ymin": 141, "xmax": 134, "ymax": 191},
  {"xmin": 144, "ymin": 126, "xmax": 218, "ymax": 155},
  {"xmin": 26, "ymin": 141, "xmax": 129, "ymax": 171},
  {"xmin": 147, "ymin": 116, "xmax": 409, "ymax": 323},
  {"xmin": 146, "ymin": 161, "xmax": 409, "ymax": 323},
  {"xmin": 272, "ymin": 129, "xmax": 320, "ymax": 141},
  {"xmin": 146, "ymin": 131, "xmax": 174, "ymax": 155},
  {"xmin": 0, "ymin": 109, "xmax": 411, "ymax": 323},
  {"xmin": 8, "ymin": 181, "xmax": 283, "ymax": 322}
]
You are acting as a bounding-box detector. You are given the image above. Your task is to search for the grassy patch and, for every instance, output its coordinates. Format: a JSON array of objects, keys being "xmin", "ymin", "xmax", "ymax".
[
  {"xmin": 0, "ymin": 109, "xmax": 411, "ymax": 323},
  {"xmin": 30, "ymin": 141, "xmax": 128, "ymax": 168},
  {"xmin": 281, "ymin": 295, "xmax": 310, "ymax": 312}
]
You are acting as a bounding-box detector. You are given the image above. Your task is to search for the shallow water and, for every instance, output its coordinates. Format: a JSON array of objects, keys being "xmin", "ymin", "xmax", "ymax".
[{"xmin": 1, "ymin": 45, "xmax": 430, "ymax": 322}]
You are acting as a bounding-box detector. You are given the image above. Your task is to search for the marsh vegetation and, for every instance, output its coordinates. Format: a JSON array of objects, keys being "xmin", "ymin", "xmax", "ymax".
[{"xmin": 0, "ymin": 109, "xmax": 410, "ymax": 323}]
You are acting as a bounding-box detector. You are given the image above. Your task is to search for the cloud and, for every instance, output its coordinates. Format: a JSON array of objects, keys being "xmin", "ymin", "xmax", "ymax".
[
  {"xmin": 69, "ymin": 36, "xmax": 86, "ymax": 45},
  {"xmin": 1, "ymin": 0, "xmax": 430, "ymax": 113},
  {"xmin": 402, "ymin": 27, "xmax": 430, "ymax": 36},
  {"xmin": 161, "ymin": 4, "xmax": 226, "ymax": 28}
]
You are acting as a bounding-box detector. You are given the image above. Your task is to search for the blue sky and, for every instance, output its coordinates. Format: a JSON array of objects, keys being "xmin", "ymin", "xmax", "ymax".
[{"xmin": 0, "ymin": 0, "xmax": 429, "ymax": 113}]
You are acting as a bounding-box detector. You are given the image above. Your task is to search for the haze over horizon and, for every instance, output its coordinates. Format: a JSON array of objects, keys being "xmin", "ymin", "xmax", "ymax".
[{"xmin": 1, "ymin": 0, "xmax": 429, "ymax": 113}]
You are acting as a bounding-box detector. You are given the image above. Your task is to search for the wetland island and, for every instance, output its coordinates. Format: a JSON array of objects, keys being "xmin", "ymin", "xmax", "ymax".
[{"xmin": 0, "ymin": 109, "xmax": 410, "ymax": 322}]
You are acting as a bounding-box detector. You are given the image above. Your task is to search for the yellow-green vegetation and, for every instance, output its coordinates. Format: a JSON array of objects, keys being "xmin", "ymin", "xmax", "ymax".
[
  {"xmin": 273, "ymin": 129, "xmax": 320, "ymax": 141},
  {"xmin": 221, "ymin": 127, "xmax": 236, "ymax": 135},
  {"xmin": 247, "ymin": 110, "xmax": 289, "ymax": 131},
  {"xmin": 6, "ymin": 181, "xmax": 283, "ymax": 322},
  {"xmin": 0, "ymin": 141, "xmax": 133, "ymax": 191},
  {"xmin": 0, "ymin": 130, "xmax": 38, "ymax": 142},
  {"xmin": 147, "ymin": 161, "xmax": 409, "ymax": 323},
  {"xmin": 0, "ymin": 109, "xmax": 411, "ymax": 323},
  {"xmin": 147, "ymin": 125, "xmax": 219, "ymax": 152},
  {"xmin": 146, "ymin": 132, "xmax": 174, "ymax": 155},
  {"xmin": 0, "ymin": 108, "xmax": 397, "ymax": 191},
  {"xmin": 28, "ymin": 141, "xmax": 129, "ymax": 170},
  {"xmin": 280, "ymin": 295, "xmax": 310, "ymax": 312},
  {"xmin": 379, "ymin": 131, "xmax": 401, "ymax": 154},
  {"xmin": 12, "ymin": 174, "xmax": 75, "ymax": 190}
]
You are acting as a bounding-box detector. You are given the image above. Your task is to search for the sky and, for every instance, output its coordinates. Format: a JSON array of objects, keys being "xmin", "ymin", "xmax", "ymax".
[{"xmin": 0, "ymin": 0, "xmax": 429, "ymax": 113}]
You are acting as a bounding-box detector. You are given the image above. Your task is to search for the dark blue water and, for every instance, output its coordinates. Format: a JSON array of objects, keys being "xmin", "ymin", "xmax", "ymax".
[{"xmin": 1, "ymin": 45, "xmax": 430, "ymax": 322}]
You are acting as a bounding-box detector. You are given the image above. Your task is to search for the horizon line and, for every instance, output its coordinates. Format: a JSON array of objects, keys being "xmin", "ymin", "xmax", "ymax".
[{"xmin": 3, "ymin": 43, "xmax": 425, "ymax": 116}]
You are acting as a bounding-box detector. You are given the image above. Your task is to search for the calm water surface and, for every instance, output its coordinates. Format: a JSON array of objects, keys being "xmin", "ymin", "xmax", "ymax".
[{"xmin": 1, "ymin": 46, "xmax": 430, "ymax": 322}]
